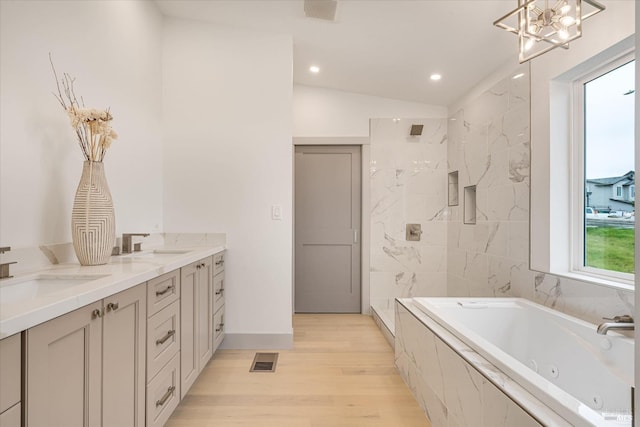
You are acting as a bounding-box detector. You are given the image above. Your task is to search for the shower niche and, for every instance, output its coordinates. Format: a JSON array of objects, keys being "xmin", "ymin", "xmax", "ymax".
[
  {"xmin": 463, "ymin": 185, "xmax": 476, "ymax": 225},
  {"xmin": 448, "ymin": 171, "xmax": 459, "ymax": 206}
]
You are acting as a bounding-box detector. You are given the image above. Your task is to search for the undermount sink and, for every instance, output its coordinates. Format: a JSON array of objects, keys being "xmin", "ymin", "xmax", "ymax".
[
  {"xmin": 127, "ymin": 249, "xmax": 192, "ymax": 259},
  {"xmin": 0, "ymin": 274, "xmax": 111, "ymax": 306},
  {"xmin": 151, "ymin": 249, "xmax": 192, "ymax": 254}
]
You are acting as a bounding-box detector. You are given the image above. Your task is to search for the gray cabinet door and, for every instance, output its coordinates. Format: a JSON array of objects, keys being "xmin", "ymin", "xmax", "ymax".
[
  {"xmin": 26, "ymin": 301, "xmax": 102, "ymax": 427},
  {"xmin": 196, "ymin": 257, "xmax": 213, "ymax": 370},
  {"xmin": 102, "ymin": 284, "xmax": 146, "ymax": 427},
  {"xmin": 180, "ymin": 261, "xmax": 198, "ymax": 398},
  {"xmin": 295, "ymin": 145, "xmax": 361, "ymax": 313}
]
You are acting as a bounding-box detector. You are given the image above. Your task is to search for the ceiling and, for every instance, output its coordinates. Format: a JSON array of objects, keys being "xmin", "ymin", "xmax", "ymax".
[{"xmin": 155, "ymin": 0, "xmax": 520, "ymax": 107}]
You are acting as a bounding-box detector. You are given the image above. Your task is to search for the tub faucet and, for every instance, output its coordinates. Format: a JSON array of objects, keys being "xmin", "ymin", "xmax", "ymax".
[
  {"xmin": 596, "ymin": 315, "xmax": 634, "ymax": 335},
  {"xmin": 122, "ymin": 233, "xmax": 150, "ymax": 254}
]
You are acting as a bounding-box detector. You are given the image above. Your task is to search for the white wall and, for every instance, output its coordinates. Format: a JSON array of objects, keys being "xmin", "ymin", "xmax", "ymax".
[
  {"xmin": 0, "ymin": 0, "xmax": 164, "ymax": 249},
  {"xmin": 162, "ymin": 18, "xmax": 294, "ymax": 346},
  {"xmin": 293, "ymin": 85, "xmax": 446, "ymax": 137}
]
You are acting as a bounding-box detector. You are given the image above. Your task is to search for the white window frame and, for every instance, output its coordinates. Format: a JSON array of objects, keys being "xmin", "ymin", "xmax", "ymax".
[{"xmin": 571, "ymin": 52, "xmax": 635, "ymax": 285}]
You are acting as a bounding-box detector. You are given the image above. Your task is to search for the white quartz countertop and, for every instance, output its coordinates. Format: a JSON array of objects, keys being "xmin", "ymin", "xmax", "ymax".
[{"xmin": 0, "ymin": 245, "xmax": 225, "ymax": 338}]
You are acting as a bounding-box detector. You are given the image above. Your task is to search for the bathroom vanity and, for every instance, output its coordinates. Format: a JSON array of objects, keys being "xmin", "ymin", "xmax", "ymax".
[{"xmin": 0, "ymin": 244, "xmax": 226, "ymax": 427}]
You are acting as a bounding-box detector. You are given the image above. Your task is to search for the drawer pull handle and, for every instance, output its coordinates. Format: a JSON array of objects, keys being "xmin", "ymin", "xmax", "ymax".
[
  {"xmin": 215, "ymin": 323, "xmax": 225, "ymax": 332},
  {"xmin": 156, "ymin": 329, "xmax": 176, "ymax": 345},
  {"xmin": 215, "ymin": 289, "xmax": 224, "ymax": 295},
  {"xmin": 91, "ymin": 309, "xmax": 103, "ymax": 319},
  {"xmin": 215, "ymin": 260, "xmax": 224, "ymax": 266},
  {"xmin": 156, "ymin": 284, "xmax": 175, "ymax": 297},
  {"xmin": 156, "ymin": 386, "xmax": 176, "ymax": 407},
  {"xmin": 106, "ymin": 302, "xmax": 119, "ymax": 312}
]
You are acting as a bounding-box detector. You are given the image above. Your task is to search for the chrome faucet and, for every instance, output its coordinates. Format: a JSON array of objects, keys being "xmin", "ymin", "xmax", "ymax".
[
  {"xmin": 596, "ymin": 315, "xmax": 634, "ymax": 335},
  {"xmin": 0, "ymin": 247, "xmax": 16, "ymax": 279},
  {"xmin": 122, "ymin": 234, "xmax": 150, "ymax": 254}
]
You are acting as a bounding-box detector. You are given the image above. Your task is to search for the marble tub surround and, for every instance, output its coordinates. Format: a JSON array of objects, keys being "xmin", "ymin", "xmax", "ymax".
[
  {"xmin": 0, "ymin": 241, "xmax": 225, "ymax": 338},
  {"xmin": 446, "ymin": 66, "xmax": 635, "ymax": 324},
  {"xmin": 370, "ymin": 118, "xmax": 448, "ymax": 324},
  {"xmin": 395, "ymin": 299, "xmax": 571, "ymax": 427}
]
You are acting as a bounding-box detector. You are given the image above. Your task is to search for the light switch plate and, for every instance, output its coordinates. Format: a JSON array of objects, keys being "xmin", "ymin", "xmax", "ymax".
[{"xmin": 271, "ymin": 205, "xmax": 283, "ymax": 220}]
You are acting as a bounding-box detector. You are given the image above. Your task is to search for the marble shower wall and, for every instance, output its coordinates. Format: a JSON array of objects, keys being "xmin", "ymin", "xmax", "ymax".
[
  {"xmin": 446, "ymin": 66, "xmax": 634, "ymax": 324},
  {"xmin": 370, "ymin": 118, "xmax": 448, "ymax": 311}
]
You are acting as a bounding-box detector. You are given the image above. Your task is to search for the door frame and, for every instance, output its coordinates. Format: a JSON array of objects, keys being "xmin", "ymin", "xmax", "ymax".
[{"xmin": 292, "ymin": 137, "xmax": 370, "ymax": 315}]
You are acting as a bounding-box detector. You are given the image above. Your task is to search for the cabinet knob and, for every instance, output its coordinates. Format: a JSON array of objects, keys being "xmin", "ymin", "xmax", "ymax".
[
  {"xmin": 106, "ymin": 302, "xmax": 119, "ymax": 312},
  {"xmin": 91, "ymin": 308, "xmax": 103, "ymax": 319},
  {"xmin": 215, "ymin": 322, "xmax": 225, "ymax": 332}
]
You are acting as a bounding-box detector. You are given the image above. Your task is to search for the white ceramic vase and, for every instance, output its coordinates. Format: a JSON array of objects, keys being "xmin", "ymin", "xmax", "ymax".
[{"xmin": 71, "ymin": 161, "xmax": 116, "ymax": 265}]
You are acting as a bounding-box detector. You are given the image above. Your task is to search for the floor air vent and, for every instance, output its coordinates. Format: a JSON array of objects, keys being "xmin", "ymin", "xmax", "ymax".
[{"xmin": 249, "ymin": 352, "xmax": 279, "ymax": 373}]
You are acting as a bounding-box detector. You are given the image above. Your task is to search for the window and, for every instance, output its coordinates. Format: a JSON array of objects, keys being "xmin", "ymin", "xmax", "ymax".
[{"xmin": 577, "ymin": 56, "xmax": 635, "ymax": 279}]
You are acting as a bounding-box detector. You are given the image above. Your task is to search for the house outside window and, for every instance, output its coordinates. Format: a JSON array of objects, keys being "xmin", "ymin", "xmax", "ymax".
[{"xmin": 578, "ymin": 56, "xmax": 635, "ymax": 279}]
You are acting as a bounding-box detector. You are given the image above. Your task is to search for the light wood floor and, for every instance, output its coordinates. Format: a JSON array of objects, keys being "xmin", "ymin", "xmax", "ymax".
[{"xmin": 167, "ymin": 314, "xmax": 430, "ymax": 427}]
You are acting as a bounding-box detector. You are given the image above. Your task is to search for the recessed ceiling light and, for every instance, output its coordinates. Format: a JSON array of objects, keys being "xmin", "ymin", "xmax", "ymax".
[
  {"xmin": 512, "ymin": 73, "xmax": 525, "ymax": 80},
  {"xmin": 430, "ymin": 74, "xmax": 442, "ymax": 81},
  {"xmin": 309, "ymin": 65, "xmax": 320, "ymax": 73}
]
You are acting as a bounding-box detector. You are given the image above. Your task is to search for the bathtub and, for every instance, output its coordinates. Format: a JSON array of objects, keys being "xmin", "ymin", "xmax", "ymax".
[{"xmin": 412, "ymin": 297, "xmax": 634, "ymax": 426}]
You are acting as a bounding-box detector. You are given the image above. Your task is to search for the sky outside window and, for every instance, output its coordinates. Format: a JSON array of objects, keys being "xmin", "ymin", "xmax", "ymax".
[{"xmin": 585, "ymin": 60, "xmax": 635, "ymax": 180}]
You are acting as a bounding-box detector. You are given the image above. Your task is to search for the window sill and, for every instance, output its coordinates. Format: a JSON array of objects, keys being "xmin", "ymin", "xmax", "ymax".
[{"xmin": 548, "ymin": 270, "xmax": 634, "ymax": 292}]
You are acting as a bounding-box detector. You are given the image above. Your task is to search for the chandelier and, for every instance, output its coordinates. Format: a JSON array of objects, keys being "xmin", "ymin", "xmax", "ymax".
[{"xmin": 494, "ymin": 0, "xmax": 606, "ymax": 63}]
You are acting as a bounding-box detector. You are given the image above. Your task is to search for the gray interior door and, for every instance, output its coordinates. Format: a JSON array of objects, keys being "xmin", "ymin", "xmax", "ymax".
[{"xmin": 294, "ymin": 145, "xmax": 361, "ymax": 313}]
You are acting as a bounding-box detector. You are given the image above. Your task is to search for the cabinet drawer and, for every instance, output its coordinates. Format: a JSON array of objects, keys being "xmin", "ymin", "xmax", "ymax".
[
  {"xmin": 147, "ymin": 270, "xmax": 180, "ymax": 317},
  {"xmin": 147, "ymin": 301, "xmax": 180, "ymax": 381},
  {"xmin": 0, "ymin": 403, "xmax": 20, "ymax": 427},
  {"xmin": 146, "ymin": 352, "xmax": 180, "ymax": 427},
  {"xmin": 213, "ymin": 272, "xmax": 225, "ymax": 314},
  {"xmin": 213, "ymin": 251, "xmax": 225, "ymax": 276},
  {"xmin": 213, "ymin": 309, "xmax": 225, "ymax": 351},
  {"xmin": 0, "ymin": 333, "xmax": 20, "ymax": 414}
]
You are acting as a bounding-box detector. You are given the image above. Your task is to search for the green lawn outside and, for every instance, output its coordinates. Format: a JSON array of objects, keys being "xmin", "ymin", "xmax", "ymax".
[{"xmin": 585, "ymin": 227, "xmax": 635, "ymax": 273}]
